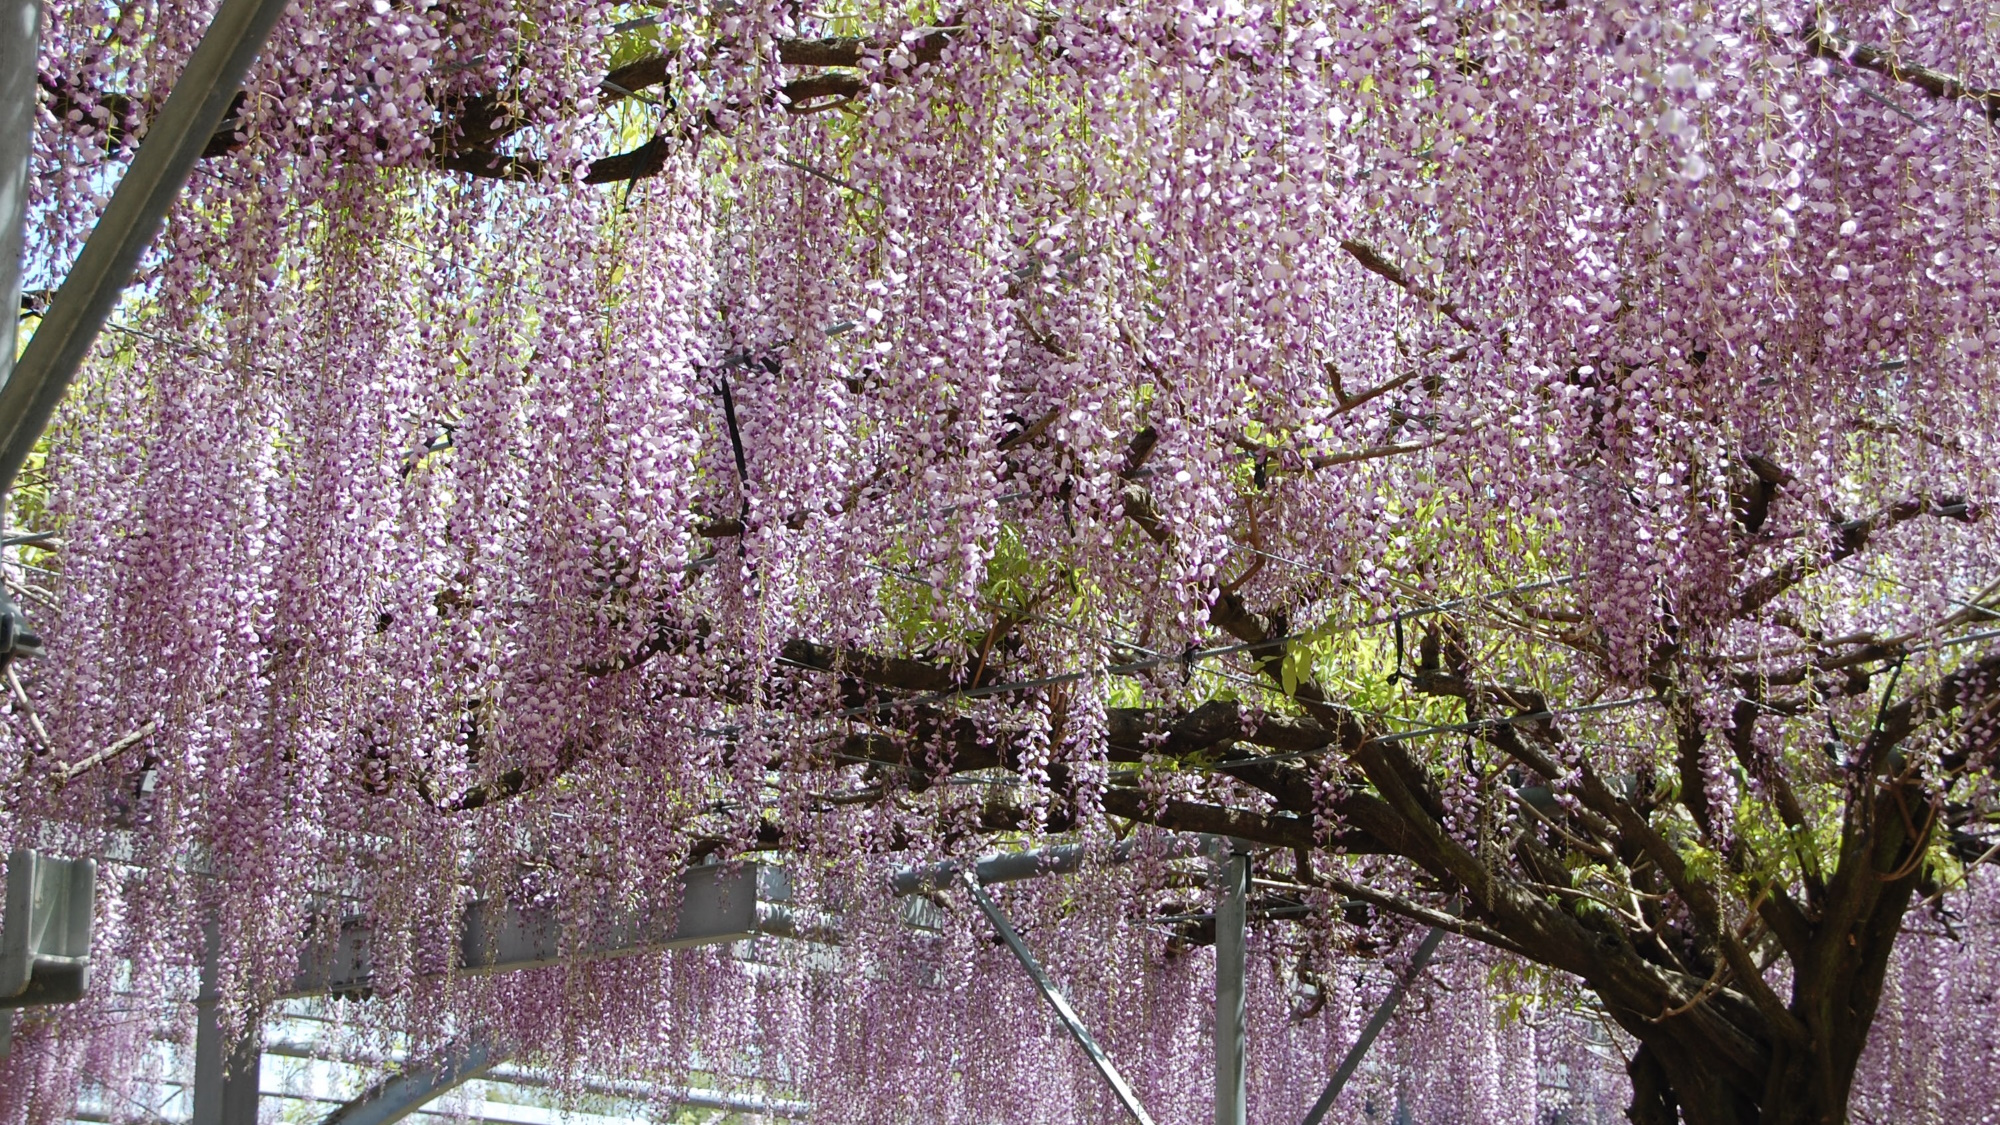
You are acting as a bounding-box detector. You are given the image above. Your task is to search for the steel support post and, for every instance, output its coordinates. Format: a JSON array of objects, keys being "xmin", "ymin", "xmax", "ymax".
[
  {"xmin": 1297, "ymin": 926, "xmax": 1445, "ymax": 1125},
  {"xmin": 963, "ymin": 873, "xmax": 1157, "ymax": 1125},
  {"xmin": 1213, "ymin": 850, "xmax": 1248, "ymax": 1125},
  {"xmin": 0, "ymin": 0, "xmax": 292, "ymax": 492},
  {"xmin": 191, "ymin": 921, "xmax": 261, "ymax": 1125},
  {"xmin": 0, "ymin": 0, "xmax": 46, "ymax": 655},
  {"xmin": 1, "ymin": 0, "xmax": 40, "ymax": 392}
]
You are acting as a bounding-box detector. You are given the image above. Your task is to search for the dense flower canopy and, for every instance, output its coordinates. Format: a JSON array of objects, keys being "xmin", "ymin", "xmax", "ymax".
[{"xmin": 4, "ymin": 0, "xmax": 2000, "ymax": 1122}]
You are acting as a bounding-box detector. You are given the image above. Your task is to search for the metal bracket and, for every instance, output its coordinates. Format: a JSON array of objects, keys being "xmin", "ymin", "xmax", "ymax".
[
  {"xmin": 0, "ymin": 848, "xmax": 96, "ymax": 1060},
  {"xmin": 0, "ymin": 587, "xmax": 42, "ymax": 669},
  {"xmin": 962, "ymin": 872, "xmax": 1157, "ymax": 1125},
  {"xmin": 1, "ymin": 848, "xmax": 96, "ymax": 1009}
]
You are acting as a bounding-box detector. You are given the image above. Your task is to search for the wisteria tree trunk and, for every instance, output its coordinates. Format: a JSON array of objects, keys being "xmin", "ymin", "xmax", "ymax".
[
  {"xmin": 1094, "ymin": 592, "xmax": 1995, "ymax": 1125},
  {"xmin": 773, "ymin": 577, "xmax": 1998, "ymax": 1125},
  {"xmin": 1586, "ymin": 810, "xmax": 1925, "ymax": 1125}
]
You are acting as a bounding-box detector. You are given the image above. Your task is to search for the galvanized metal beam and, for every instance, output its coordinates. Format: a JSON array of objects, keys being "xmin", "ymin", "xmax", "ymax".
[
  {"xmin": 291, "ymin": 861, "xmax": 776, "ymax": 997},
  {"xmin": 320, "ymin": 1040, "xmax": 504, "ymax": 1125},
  {"xmin": 1213, "ymin": 849, "xmax": 1248, "ymax": 1125},
  {"xmin": 1297, "ymin": 926, "xmax": 1445, "ymax": 1125},
  {"xmin": 457, "ymin": 860, "xmax": 770, "ymax": 976},
  {"xmin": 0, "ymin": 0, "xmax": 293, "ymax": 493},
  {"xmin": 1, "ymin": 0, "xmax": 40, "ymax": 393},
  {"xmin": 279, "ymin": 843, "xmax": 1252, "ymax": 1124},
  {"xmin": 289, "ymin": 846, "xmax": 1165, "ymax": 999},
  {"xmin": 887, "ymin": 835, "xmax": 1209, "ymax": 897},
  {"xmin": 889, "ymin": 843, "xmax": 1096, "ymax": 895},
  {"xmin": 962, "ymin": 872, "xmax": 1156, "ymax": 1125},
  {"xmin": 0, "ymin": 0, "xmax": 46, "ymax": 663}
]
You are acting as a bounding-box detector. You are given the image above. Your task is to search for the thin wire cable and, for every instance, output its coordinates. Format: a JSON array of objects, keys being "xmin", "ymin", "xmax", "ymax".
[
  {"xmin": 1838, "ymin": 561, "xmax": 2000, "ymax": 623},
  {"xmin": 62, "ymin": 325, "xmax": 2000, "ymax": 775},
  {"xmin": 822, "ymin": 561, "xmax": 1594, "ymax": 724},
  {"xmin": 1113, "ymin": 693, "xmax": 1659, "ymax": 781},
  {"xmin": 812, "ymin": 568, "xmax": 1662, "ymax": 779},
  {"xmin": 858, "ymin": 561, "xmax": 1276, "ymax": 697},
  {"xmin": 1232, "ymin": 539, "xmax": 1581, "ymax": 627},
  {"xmin": 816, "ymin": 576, "xmax": 1592, "ymax": 716},
  {"xmin": 813, "ymin": 617, "xmax": 1994, "ymax": 785},
  {"xmin": 1931, "ymin": 626, "xmax": 2000, "ymax": 652}
]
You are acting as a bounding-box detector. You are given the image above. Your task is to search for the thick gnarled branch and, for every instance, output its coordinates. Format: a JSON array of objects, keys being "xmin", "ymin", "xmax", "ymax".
[
  {"xmin": 1735, "ymin": 495, "xmax": 1977, "ymax": 617},
  {"xmin": 1797, "ymin": 20, "xmax": 2000, "ymax": 124}
]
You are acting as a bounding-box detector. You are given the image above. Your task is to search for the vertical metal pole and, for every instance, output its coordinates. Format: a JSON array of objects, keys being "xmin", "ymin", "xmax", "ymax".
[
  {"xmin": 192, "ymin": 920, "xmax": 261, "ymax": 1125},
  {"xmin": 0, "ymin": 0, "xmax": 294, "ymax": 492},
  {"xmin": 1, "ymin": 0, "xmax": 40, "ymax": 394},
  {"xmin": 0, "ymin": 0, "xmax": 42, "ymax": 648},
  {"xmin": 1297, "ymin": 927, "xmax": 1444, "ymax": 1125},
  {"xmin": 1392, "ymin": 1086, "xmax": 1414, "ymax": 1125},
  {"xmin": 1214, "ymin": 850, "xmax": 1248, "ymax": 1125},
  {"xmin": 963, "ymin": 874, "xmax": 1157, "ymax": 1125}
]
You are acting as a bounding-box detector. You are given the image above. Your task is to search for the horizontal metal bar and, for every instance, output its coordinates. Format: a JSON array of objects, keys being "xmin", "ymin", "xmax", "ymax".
[
  {"xmin": 889, "ymin": 836, "xmax": 1209, "ymax": 897},
  {"xmin": 291, "ymin": 863, "xmax": 772, "ymax": 996},
  {"xmin": 262, "ymin": 1040, "xmax": 810, "ymax": 1119},
  {"xmin": 890, "ymin": 843, "xmax": 1091, "ymax": 895},
  {"xmin": 480, "ymin": 1060, "xmax": 810, "ymax": 1118}
]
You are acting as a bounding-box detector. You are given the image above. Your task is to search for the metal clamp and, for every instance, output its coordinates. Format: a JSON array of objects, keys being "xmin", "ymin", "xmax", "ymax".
[{"xmin": 1, "ymin": 847, "xmax": 96, "ymax": 1010}]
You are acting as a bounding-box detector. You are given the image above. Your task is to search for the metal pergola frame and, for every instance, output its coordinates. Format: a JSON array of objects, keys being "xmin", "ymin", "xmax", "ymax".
[{"xmin": 161, "ymin": 837, "xmax": 1438, "ymax": 1125}]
